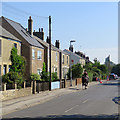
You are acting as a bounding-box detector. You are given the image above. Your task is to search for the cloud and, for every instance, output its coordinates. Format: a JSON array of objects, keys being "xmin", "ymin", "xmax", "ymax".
[{"xmin": 83, "ymin": 47, "xmax": 118, "ymax": 64}]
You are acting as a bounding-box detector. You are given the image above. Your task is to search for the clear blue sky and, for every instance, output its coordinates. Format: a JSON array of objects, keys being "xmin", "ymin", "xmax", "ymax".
[{"xmin": 1, "ymin": 2, "xmax": 118, "ymax": 64}]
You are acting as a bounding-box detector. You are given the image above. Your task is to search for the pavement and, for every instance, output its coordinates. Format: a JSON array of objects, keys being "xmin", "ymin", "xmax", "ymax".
[{"xmin": 1, "ymin": 81, "xmax": 102, "ymax": 117}]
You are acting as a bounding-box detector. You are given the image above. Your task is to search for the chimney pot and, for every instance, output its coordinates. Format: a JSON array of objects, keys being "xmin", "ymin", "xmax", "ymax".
[
  {"xmin": 41, "ymin": 28, "xmax": 43, "ymax": 32},
  {"xmin": 28, "ymin": 16, "xmax": 33, "ymax": 36}
]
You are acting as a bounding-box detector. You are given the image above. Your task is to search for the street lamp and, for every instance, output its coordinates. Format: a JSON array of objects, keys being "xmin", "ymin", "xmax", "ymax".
[{"xmin": 70, "ymin": 40, "xmax": 76, "ymax": 86}]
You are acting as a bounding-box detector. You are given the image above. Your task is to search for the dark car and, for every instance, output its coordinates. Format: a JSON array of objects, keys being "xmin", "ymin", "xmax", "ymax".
[{"xmin": 109, "ymin": 73, "xmax": 117, "ymax": 80}]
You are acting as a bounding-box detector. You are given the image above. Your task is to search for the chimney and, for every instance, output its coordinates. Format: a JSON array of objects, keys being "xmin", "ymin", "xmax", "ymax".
[
  {"xmin": 33, "ymin": 28, "xmax": 44, "ymax": 40},
  {"xmin": 46, "ymin": 36, "xmax": 50, "ymax": 44},
  {"xmin": 69, "ymin": 45, "xmax": 73, "ymax": 52},
  {"xmin": 55, "ymin": 40, "xmax": 60, "ymax": 49},
  {"xmin": 28, "ymin": 16, "xmax": 33, "ymax": 36}
]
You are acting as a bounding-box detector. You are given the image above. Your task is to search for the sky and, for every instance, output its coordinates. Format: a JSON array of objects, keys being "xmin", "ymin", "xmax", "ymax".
[{"xmin": 1, "ymin": 1, "xmax": 118, "ymax": 64}]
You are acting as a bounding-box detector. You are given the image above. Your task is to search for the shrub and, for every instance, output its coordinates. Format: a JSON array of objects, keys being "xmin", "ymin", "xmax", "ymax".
[
  {"xmin": 52, "ymin": 72, "xmax": 58, "ymax": 81},
  {"xmin": 87, "ymin": 72, "xmax": 93, "ymax": 82},
  {"xmin": 30, "ymin": 73, "xmax": 40, "ymax": 81},
  {"xmin": 41, "ymin": 62, "xmax": 49, "ymax": 81},
  {"xmin": 67, "ymin": 63, "xmax": 83, "ymax": 79}
]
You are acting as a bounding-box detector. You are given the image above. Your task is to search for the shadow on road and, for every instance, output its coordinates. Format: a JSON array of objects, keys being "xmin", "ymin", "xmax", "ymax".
[{"xmin": 2, "ymin": 114, "xmax": 119, "ymax": 120}]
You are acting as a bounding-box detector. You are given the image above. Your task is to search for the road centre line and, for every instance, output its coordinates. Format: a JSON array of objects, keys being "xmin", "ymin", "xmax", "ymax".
[
  {"xmin": 82, "ymin": 99, "xmax": 89, "ymax": 103},
  {"xmin": 65, "ymin": 105, "xmax": 79, "ymax": 113}
]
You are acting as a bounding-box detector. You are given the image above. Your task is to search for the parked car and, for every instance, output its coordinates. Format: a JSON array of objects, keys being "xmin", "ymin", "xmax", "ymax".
[{"xmin": 109, "ymin": 73, "xmax": 117, "ymax": 80}]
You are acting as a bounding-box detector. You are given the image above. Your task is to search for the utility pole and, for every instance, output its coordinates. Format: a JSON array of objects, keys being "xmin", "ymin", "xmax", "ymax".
[{"xmin": 49, "ymin": 16, "xmax": 51, "ymax": 91}]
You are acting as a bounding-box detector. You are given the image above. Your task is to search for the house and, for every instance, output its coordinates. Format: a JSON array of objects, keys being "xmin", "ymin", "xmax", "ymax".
[
  {"xmin": 63, "ymin": 49, "xmax": 85, "ymax": 67},
  {"xmin": 75, "ymin": 51, "xmax": 90, "ymax": 64},
  {"xmin": 0, "ymin": 25, "xmax": 21, "ymax": 76},
  {"xmin": 0, "ymin": 16, "xmax": 44, "ymax": 79},
  {"xmin": 33, "ymin": 26, "xmax": 70, "ymax": 80}
]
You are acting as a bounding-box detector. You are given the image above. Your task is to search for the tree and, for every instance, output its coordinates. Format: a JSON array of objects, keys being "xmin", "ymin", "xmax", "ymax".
[
  {"xmin": 51, "ymin": 72, "xmax": 58, "ymax": 81},
  {"xmin": 10, "ymin": 47, "xmax": 26, "ymax": 76},
  {"xmin": 41, "ymin": 62, "xmax": 49, "ymax": 81},
  {"xmin": 67, "ymin": 63, "xmax": 83, "ymax": 79},
  {"xmin": 30, "ymin": 73, "xmax": 40, "ymax": 81},
  {"xmin": 111, "ymin": 64, "xmax": 120, "ymax": 76},
  {"xmin": 2, "ymin": 47, "xmax": 26, "ymax": 87}
]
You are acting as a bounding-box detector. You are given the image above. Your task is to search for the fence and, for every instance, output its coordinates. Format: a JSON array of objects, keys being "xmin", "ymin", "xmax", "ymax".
[
  {"xmin": 1, "ymin": 81, "xmax": 33, "ymax": 101},
  {"xmin": 1, "ymin": 78, "xmax": 82, "ymax": 101}
]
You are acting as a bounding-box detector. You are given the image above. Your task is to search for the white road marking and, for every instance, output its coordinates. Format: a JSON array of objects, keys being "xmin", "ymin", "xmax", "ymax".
[
  {"xmin": 82, "ymin": 99, "xmax": 89, "ymax": 103},
  {"xmin": 65, "ymin": 105, "xmax": 79, "ymax": 113}
]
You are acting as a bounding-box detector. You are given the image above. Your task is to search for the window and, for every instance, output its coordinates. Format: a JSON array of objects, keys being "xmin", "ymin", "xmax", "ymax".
[
  {"xmin": 55, "ymin": 67, "xmax": 57, "ymax": 72},
  {"xmin": 37, "ymin": 69, "xmax": 42, "ymax": 76},
  {"xmin": 62, "ymin": 55, "xmax": 64, "ymax": 64},
  {"xmin": 56, "ymin": 52, "xmax": 57, "ymax": 62},
  {"xmin": 37, "ymin": 51, "xmax": 42, "ymax": 60},
  {"xmin": 9, "ymin": 65, "xmax": 11, "ymax": 72},
  {"xmin": 67, "ymin": 56, "xmax": 68, "ymax": 64},
  {"xmin": 0, "ymin": 40, "xmax": 1, "ymax": 57},
  {"xmin": 3, "ymin": 65, "xmax": 7, "ymax": 75},
  {"xmin": 63, "ymin": 68, "xmax": 64, "ymax": 77},
  {"xmin": 32, "ymin": 49, "xmax": 35, "ymax": 59},
  {"xmin": 14, "ymin": 43, "xmax": 17, "ymax": 48}
]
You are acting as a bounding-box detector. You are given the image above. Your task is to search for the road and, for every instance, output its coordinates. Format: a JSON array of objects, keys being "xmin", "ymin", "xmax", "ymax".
[{"xmin": 2, "ymin": 80, "xmax": 120, "ymax": 120}]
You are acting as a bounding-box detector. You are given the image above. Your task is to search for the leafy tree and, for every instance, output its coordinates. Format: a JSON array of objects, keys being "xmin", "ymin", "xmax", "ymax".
[
  {"xmin": 10, "ymin": 47, "xmax": 26, "ymax": 76},
  {"xmin": 41, "ymin": 62, "xmax": 49, "ymax": 81},
  {"xmin": 2, "ymin": 47, "xmax": 26, "ymax": 87},
  {"xmin": 51, "ymin": 72, "xmax": 58, "ymax": 81},
  {"xmin": 111, "ymin": 64, "xmax": 120, "ymax": 76},
  {"xmin": 67, "ymin": 63, "xmax": 83, "ymax": 79},
  {"xmin": 30, "ymin": 73, "xmax": 40, "ymax": 81}
]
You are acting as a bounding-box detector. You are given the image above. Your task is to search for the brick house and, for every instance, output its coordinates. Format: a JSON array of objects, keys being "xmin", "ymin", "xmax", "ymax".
[
  {"xmin": 0, "ymin": 25, "xmax": 21, "ymax": 76},
  {"xmin": 0, "ymin": 16, "xmax": 44, "ymax": 79},
  {"xmin": 33, "ymin": 29, "xmax": 70, "ymax": 80}
]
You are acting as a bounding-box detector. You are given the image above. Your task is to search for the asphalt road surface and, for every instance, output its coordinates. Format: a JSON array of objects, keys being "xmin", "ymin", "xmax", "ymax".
[{"xmin": 2, "ymin": 80, "xmax": 120, "ymax": 120}]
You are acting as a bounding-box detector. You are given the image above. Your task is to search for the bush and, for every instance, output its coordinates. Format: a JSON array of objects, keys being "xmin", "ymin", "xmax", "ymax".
[
  {"xmin": 2, "ymin": 72, "xmax": 24, "ymax": 89},
  {"xmin": 41, "ymin": 72, "xmax": 49, "ymax": 81},
  {"xmin": 67, "ymin": 63, "xmax": 83, "ymax": 79},
  {"xmin": 52, "ymin": 72, "xmax": 58, "ymax": 81},
  {"xmin": 87, "ymin": 72, "xmax": 93, "ymax": 82},
  {"xmin": 30, "ymin": 73, "xmax": 40, "ymax": 81}
]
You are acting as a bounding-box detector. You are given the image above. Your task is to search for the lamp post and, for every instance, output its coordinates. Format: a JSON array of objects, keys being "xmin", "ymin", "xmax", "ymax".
[{"xmin": 70, "ymin": 40, "xmax": 76, "ymax": 86}]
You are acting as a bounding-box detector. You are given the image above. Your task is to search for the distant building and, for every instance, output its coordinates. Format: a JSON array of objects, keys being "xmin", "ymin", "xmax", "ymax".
[
  {"xmin": 63, "ymin": 49, "xmax": 85, "ymax": 67},
  {"xmin": 75, "ymin": 51, "xmax": 91, "ymax": 64},
  {"xmin": 105, "ymin": 55, "xmax": 115, "ymax": 66}
]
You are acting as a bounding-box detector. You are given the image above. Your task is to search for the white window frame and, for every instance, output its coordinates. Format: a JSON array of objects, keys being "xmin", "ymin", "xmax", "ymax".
[
  {"xmin": 32, "ymin": 49, "xmax": 35, "ymax": 59},
  {"xmin": 56, "ymin": 52, "xmax": 57, "ymax": 62},
  {"xmin": 37, "ymin": 51, "xmax": 42, "ymax": 60},
  {"xmin": 67, "ymin": 56, "xmax": 68, "ymax": 64},
  {"xmin": 37, "ymin": 69, "xmax": 42, "ymax": 76}
]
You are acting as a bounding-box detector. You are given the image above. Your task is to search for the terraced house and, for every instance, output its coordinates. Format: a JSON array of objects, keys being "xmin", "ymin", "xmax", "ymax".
[
  {"xmin": 0, "ymin": 16, "xmax": 44, "ymax": 79},
  {"xmin": 34, "ymin": 32, "xmax": 70, "ymax": 80},
  {"xmin": 32, "ymin": 16, "xmax": 70, "ymax": 80},
  {"xmin": 0, "ymin": 25, "xmax": 21, "ymax": 76}
]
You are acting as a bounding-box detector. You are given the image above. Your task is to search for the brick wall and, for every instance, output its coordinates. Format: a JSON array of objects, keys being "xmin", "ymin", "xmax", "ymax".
[{"xmin": 1, "ymin": 87, "xmax": 32, "ymax": 101}]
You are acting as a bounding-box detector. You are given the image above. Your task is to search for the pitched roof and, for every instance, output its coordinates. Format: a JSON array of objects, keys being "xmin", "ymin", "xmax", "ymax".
[
  {"xmin": 0, "ymin": 25, "xmax": 20, "ymax": 42},
  {"xmin": 1, "ymin": 16, "xmax": 44, "ymax": 49},
  {"xmin": 63, "ymin": 49, "xmax": 82, "ymax": 58},
  {"xmin": 33, "ymin": 35, "xmax": 69, "ymax": 55}
]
